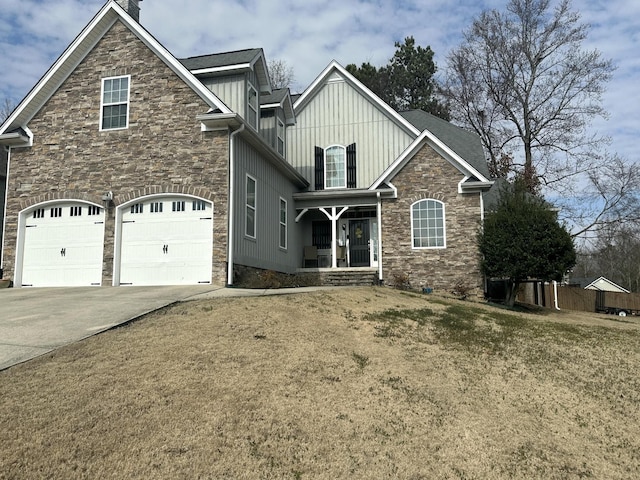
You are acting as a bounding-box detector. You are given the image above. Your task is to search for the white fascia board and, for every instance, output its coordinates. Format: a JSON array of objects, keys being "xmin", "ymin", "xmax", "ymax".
[
  {"xmin": 0, "ymin": 4, "xmax": 116, "ymax": 136},
  {"xmin": 190, "ymin": 63, "xmax": 252, "ymax": 76},
  {"xmin": 371, "ymin": 129, "xmax": 492, "ymax": 190},
  {"xmin": 457, "ymin": 177, "xmax": 494, "ymax": 194},
  {"xmin": 586, "ymin": 276, "xmax": 630, "ymax": 293},
  {"xmin": 0, "ymin": 131, "xmax": 31, "ymax": 147},
  {"xmin": 111, "ymin": 5, "xmax": 231, "ymax": 114},
  {"xmin": 293, "ymin": 60, "xmax": 420, "ymax": 137},
  {"xmin": 0, "ymin": 1, "xmax": 231, "ymax": 137},
  {"xmin": 260, "ymin": 102, "xmax": 283, "ymax": 109}
]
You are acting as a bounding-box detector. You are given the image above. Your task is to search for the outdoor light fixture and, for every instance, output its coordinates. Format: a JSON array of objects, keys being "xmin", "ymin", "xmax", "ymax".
[{"xmin": 101, "ymin": 191, "xmax": 113, "ymax": 202}]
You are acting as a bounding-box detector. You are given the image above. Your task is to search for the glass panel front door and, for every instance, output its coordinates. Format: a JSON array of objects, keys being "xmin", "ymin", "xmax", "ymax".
[{"xmin": 349, "ymin": 219, "xmax": 370, "ymax": 267}]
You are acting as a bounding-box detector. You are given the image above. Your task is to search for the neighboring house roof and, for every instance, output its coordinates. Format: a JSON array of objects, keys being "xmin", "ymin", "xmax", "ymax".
[
  {"xmin": 579, "ymin": 276, "xmax": 631, "ymax": 293},
  {"xmin": 179, "ymin": 48, "xmax": 272, "ymax": 94},
  {"xmin": 260, "ymin": 88, "xmax": 295, "ymax": 125},
  {"xmin": 0, "ymin": 0, "xmax": 232, "ymax": 142}
]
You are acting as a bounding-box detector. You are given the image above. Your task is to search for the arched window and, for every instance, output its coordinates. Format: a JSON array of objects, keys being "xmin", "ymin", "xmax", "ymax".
[
  {"xmin": 411, "ymin": 199, "xmax": 446, "ymax": 248},
  {"xmin": 325, "ymin": 145, "xmax": 346, "ymax": 188}
]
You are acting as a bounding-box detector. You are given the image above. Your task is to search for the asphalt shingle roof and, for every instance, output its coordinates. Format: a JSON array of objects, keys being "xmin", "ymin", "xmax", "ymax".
[
  {"xmin": 399, "ymin": 109, "xmax": 490, "ymax": 180},
  {"xmin": 179, "ymin": 48, "xmax": 263, "ymax": 70}
]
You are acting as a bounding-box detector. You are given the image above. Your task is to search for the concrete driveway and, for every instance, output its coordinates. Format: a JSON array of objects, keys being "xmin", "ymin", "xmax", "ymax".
[
  {"xmin": 0, "ymin": 285, "xmax": 337, "ymax": 371},
  {"xmin": 0, "ymin": 285, "xmax": 223, "ymax": 371}
]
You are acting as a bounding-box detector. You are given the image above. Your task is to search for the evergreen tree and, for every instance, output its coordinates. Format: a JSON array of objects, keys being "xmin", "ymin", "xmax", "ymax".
[{"xmin": 479, "ymin": 180, "xmax": 576, "ymax": 306}]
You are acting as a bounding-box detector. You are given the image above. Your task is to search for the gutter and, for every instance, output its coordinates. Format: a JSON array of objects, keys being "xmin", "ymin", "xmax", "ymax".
[
  {"xmin": 227, "ymin": 124, "xmax": 245, "ymax": 286},
  {"xmin": 553, "ymin": 281, "xmax": 561, "ymax": 310}
]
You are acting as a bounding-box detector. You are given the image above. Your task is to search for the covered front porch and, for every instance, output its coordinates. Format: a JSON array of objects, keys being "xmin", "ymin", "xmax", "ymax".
[{"xmin": 293, "ymin": 188, "xmax": 394, "ymax": 282}]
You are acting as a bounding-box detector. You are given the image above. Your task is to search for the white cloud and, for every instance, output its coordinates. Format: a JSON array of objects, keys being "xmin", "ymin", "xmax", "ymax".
[{"xmin": 0, "ymin": 0, "xmax": 637, "ymax": 163}]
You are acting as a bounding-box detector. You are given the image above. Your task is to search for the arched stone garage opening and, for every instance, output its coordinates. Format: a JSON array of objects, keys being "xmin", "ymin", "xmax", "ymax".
[
  {"xmin": 114, "ymin": 194, "xmax": 214, "ymax": 286},
  {"xmin": 16, "ymin": 200, "xmax": 106, "ymax": 287}
]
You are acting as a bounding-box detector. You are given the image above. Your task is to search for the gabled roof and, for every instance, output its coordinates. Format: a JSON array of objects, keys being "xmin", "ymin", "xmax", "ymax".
[
  {"xmin": 399, "ymin": 110, "xmax": 491, "ymax": 180},
  {"xmin": 260, "ymin": 88, "xmax": 295, "ymax": 125},
  {"xmin": 583, "ymin": 276, "xmax": 630, "ymax": 293},
  {"xmin": 179, "ymin": 48, "xmax": 272, "ymax": 94},
  {"xmin": 293, "ymin": 60, "xmax": 421, "ymax": 138},
  {"xmin": 0, "ymin": 0, "xmax": 231, "ymax": 140},
  {"xmin": 371, "ymin": 120, "xmax": 493, "ymax": 192},
  {"xmin": 295, "ymin": 61, "xmax": 491, "ymax": 192}
]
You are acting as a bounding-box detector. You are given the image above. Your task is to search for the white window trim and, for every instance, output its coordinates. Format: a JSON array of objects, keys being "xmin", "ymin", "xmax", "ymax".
[
  {"xmin": 245, "ymin": 174, "xmax": 257, "ymax": 239},
  {"xmin": 324, "ymin": 144, "xmax": 347, "ymax": 189},
  {"xmin": 100, "ymin": 74, "xmax": 131, "ymax": 131},
  {"xmin": 410, "ymin": 199, "xmax": 447, "ymax": 249},
  {"xmin": 247, "ymin": 83, "xmax": 258, "ymax": 130},
  {"xmin": 279, "ymin": 197, "xmax": 287, "ymax": 250}
]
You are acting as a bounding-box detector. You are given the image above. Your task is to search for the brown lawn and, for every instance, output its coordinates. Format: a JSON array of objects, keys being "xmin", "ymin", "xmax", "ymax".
[{"xmin": 1, "ymin": 287, "xmax": 639, "ymax": 479}]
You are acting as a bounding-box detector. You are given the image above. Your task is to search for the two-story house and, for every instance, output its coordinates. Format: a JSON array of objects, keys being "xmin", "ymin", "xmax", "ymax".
[{"xmin": 0, "ymin": 0, "xmax": 492, "ymax": 292}]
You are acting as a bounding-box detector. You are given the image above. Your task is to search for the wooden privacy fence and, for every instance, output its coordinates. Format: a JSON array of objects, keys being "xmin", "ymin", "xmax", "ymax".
[{"xmin": 524, "ymin": 283, "xmax": 640, "ymax": 313}]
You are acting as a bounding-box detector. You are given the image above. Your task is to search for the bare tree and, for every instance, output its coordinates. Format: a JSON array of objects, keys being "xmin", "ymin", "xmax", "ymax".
[
  {"xmin": 574, "ymin": 223, "xmax": 640, "ymax": 292},
  {"xmin": 443, "ymin": 0, "xmax": 615, "ymax": 194},
  {"xmin": 1, "ymin": 97, "xmax": 16, "ymax": 123},
  {"xmin": 267, "ymin": 59, "xmax": 295, "ymax": 90}
]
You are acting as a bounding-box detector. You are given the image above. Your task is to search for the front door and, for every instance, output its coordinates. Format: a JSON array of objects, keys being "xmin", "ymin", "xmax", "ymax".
[{"xmin": 349, "ymin": 219, "xmax": 370, "ymax": 267}]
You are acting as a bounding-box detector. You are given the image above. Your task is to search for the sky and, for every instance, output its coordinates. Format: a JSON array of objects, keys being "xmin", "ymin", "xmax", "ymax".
[{"xmin": 0, "ymin": 0, "xmax": 638, "ymax": 165}]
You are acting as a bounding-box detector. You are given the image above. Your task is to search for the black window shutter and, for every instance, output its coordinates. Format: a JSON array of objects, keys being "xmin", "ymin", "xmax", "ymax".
[
  {"xmin": 346, "ymin": 143, "xmax": 357, "ymax": 188},
  {"xmin": 315, "ymin": 146, "xmax": 324, "ymax": 190}
]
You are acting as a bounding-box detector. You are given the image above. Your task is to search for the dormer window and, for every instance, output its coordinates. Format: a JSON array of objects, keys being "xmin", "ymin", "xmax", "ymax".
[
  {"xmin": 100, "ymin": 75, "xmax": 130, "ymax": 130},
  {"xmin": 247, "ymin": 83, "xmax": 258, "ymax": 129}
]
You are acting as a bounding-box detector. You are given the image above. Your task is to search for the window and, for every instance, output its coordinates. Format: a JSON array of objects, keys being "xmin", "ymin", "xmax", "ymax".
[
  {"xmin": 172, "ymin": 201, "xmax": 185, "ymax": 212},
  {"xmin": 411, "ymin": 199, "xmax": 446, "ymax": 248},
  {"xmin": 101, "ymin": 75, "xmax": 130, "ymax": 130},
  {"xmin": 88, "ymin": 205, "xmax": 102, "ymax": 216},
  {"xmin": 312, "ymin": 221, "xmax": 331, "ymax": 249},
  {"xmin": 33, "ymin": 208, "xmax": 45, "ymax": 219},
  {"xmin": 130, "ymin": 203, "xmax": 144, "ymax": 214},
  {"xmin": 245, "ymin": 175, "xmax": 256, "ymax": 238},
  {"xmin": 70, "ymin": 206, "xmax": 82, "ymax": 217},
  {"xmin": 50, "ymin": 207, "xmax": 62, "ymax": 218},
  {"xmin": 192, "ymin": 200, "xmax": 206, "ymax": 211},
  {"xmin": 279, "ymin": 198, "xmax": 287, "ymax": 249},
  {"xmin": 277, "ymin": 118, "xmax": 285, "ymax": 156},
  {"xmin": 315, "ymin": 143, "xmax": 356, "ymax": 190},
  {"xmin": 325, "ymin": 145, "xmax": 346, "ymax": 189},
  {"xmin": 150, "ymin": 202, "xmax": 163, "ymax": 213},
  {"xmin": 247, "ymin": 84, "xmax": 258, "ymax": 129}
]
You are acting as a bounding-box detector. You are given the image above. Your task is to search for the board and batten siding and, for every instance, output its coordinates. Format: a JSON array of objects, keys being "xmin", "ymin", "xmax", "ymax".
[
  {"xmin": 232, "ymin": 136, "xmax": 301, "ymax": 273},
  {"xmin": 287, "ymin": 72, "xmax": 415, "ymax": 190},
  {"xmin": 201, "ymin": 70, "xmax": 261, "ymax": 130}
]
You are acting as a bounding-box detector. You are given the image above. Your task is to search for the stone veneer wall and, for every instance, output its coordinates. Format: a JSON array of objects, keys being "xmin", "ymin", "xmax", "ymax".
[
  {"xmin": 381, "ymin": 143, "xmax": 483, "ymax": 295},
  {"xmin": 2, "ymin": 21, "xmax": 230, "ymax": 286}
]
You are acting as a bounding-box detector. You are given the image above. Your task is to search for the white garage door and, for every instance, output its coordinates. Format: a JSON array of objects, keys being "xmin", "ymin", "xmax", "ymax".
[
  {"xmin": 21, "ymin": 202, "xmax": 105, "ymax": 287},
  {"xmin": 119, "ymin": 197, "xmax": 213, "ymax": 286}
]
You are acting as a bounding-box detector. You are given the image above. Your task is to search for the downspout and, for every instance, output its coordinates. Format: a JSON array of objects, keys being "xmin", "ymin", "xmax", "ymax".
[
  {"xmin": 377, "ymin": 192, "xmax": 383, "ymax": 284},
  {"xmin": 0, "ymin": 146, "xmax": 9, "ymax": 275},
  {"xmin": 227, "ymin": 124, "xmax": 245, "ymax": 286},
  {"xmin": 553, "ymin": 280, "xmax": 561, "ymax": 310}
]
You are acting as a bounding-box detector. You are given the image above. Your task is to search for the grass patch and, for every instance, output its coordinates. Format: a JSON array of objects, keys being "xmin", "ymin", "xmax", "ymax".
[{"xmin": 1, "ymin": 287, "xmax": 639, "ymax": 479}]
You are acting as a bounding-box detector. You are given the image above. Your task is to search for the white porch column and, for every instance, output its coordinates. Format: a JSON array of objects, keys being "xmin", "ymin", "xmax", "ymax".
[
  {"xmin": 377, "ymin": 192, "xmax": 383, "ymax": 283},
  {"xmin": 319, "ymin": 206, "xmax": 348, "ymax": 268}
]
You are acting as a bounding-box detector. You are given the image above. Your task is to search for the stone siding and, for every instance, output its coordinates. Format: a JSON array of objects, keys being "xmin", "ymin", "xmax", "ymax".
[
  {"xmin": 381, "ymin": 143, "xmax": 483, "ymax": 295},
  {"xmin": 3, "ymin": 21, "xmax": 230, "ymax": 285}
]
